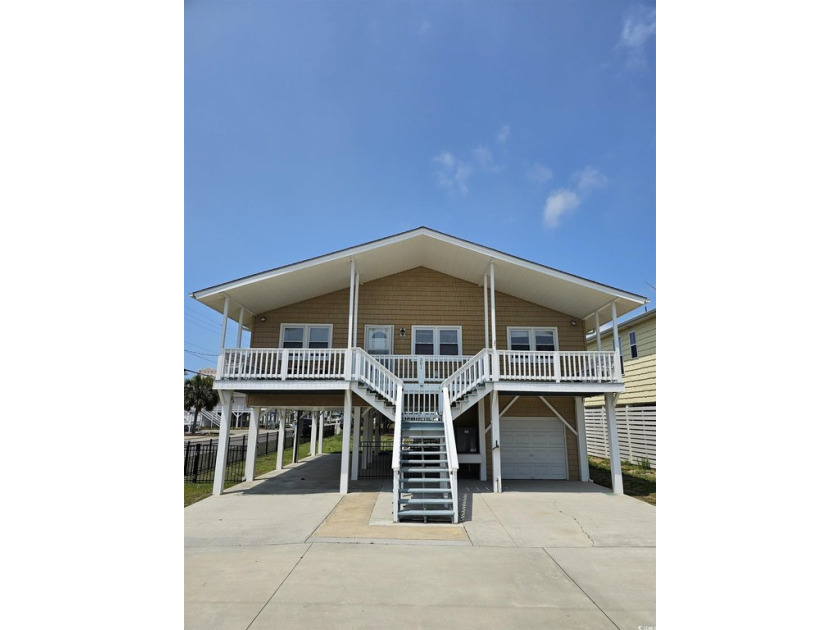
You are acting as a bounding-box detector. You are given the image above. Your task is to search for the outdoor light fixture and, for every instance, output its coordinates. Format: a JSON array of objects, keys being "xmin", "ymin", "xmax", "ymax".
[
  {"xmin": 571, "ymin": 321, "xmax": 576, "ymax": 326},
  {"xmin": 400, "ymin": 328, "xmax": 406, "ymax": 337},
  {"xmin": 260, "ymin": 316, "xmax": 266, "ymax": 322}
]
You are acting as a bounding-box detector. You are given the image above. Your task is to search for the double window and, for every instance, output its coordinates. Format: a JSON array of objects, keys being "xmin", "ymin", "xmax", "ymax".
[
  {"xmin": 507, "ymin": 327, "xmax": 557, "ymax": 351},
  {"xmin": 280, "ymin": 324, "xmax": 332, "ymax": 349},
  {"xmin": 412, "ymin": 326, "xmax": 462, "ymax": 355}
]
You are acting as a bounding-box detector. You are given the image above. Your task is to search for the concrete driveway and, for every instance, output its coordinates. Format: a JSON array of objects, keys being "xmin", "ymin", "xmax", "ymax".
[{"xmin": 185, "ymin": 454, "xmax": 655, "ymax": 629}]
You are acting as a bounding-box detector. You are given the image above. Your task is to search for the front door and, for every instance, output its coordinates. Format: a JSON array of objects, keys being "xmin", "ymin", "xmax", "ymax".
[{"xmin": 365, "ymin": 325, "xmax": 393, "ymax": 355}]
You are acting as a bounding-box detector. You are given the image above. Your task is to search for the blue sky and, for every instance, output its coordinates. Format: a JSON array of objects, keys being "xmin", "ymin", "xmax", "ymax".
[{"xmin": 185, "ymin": 1, "xmax": 656, "ymax": 374}]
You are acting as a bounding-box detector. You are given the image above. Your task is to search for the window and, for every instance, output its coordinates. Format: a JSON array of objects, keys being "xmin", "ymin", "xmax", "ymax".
[
  {"xmin": 280, "ymin": 324, "xmax": 333, "ymax": 349},
  {"xmin": 411, "ymin": 326, "xmax": 462, "ymax": 355},
  {"xmin": 628, "ymin": 331, "xmax": 638, "ymax": 358},
  {"xmin": 506, "ymin": 327, "xmax": 558, "ymax": 351}
]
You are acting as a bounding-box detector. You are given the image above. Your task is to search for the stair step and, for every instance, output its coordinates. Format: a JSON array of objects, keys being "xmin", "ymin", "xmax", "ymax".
[
  {"xmin": 399, "ymin": 498, "xmax": 453, "ymax": 505},
  {"xmin": 401, "ymin": 459, "xmax": 447, "ymax": 465},
  {"xmin": 398, "ymin": 509, "xmax": 455, "ymax": 517},
  {"xmin": 401, "ymin": 467, "xmax": 449, "ymax": 473},
  {"xmin": 399, "ymin": 487, "xmax": 451, "ymax": 493}
]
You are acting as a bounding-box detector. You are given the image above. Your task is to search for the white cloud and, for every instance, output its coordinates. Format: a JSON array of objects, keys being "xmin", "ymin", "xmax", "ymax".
[
  {"xmin": 574, "ymin": 166, "xmax": 608, "ymax": 192},
  {"xmin": 618, "ymin": 6, "xmax": 656, "ymax": 68},
  {"xmin": 496, "ymin": 125, "xmax": 510, "ymax": 144},
  {"xmin": 542, "ymin": 189, "xmax": 580, "ymax": 228},
  {"xmin": 472, "ymin": 145, "xmax": 503, "ymax": 173},
  {"xmin": 433, "ymin": 151, "xmax": 472, "ymax": 194},
  {"xmin": 527, "ymin": 163, "xmax": 553, "ymax": 183}
]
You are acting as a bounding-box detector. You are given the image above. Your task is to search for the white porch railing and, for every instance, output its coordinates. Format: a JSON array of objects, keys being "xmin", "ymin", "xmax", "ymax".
[
  {"xmin": 497, "ymin": 350, "xmax": 620, "ymax": 383},
  {"xmin": 374, "ymin": 354, "xmax": 470, "ymax": 384},
  {"xmin": 216, "ymin": 348, "xmax": 622, "ymax": 385},
  {"xmin": 218, "ymin": 348, "xmax": 347, "ymax": 380}
]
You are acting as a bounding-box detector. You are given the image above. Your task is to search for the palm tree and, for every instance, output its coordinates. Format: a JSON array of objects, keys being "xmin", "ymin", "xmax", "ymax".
[{"xmin": 184, "ymin": 374, "xmax": 220, "ymax": 435}]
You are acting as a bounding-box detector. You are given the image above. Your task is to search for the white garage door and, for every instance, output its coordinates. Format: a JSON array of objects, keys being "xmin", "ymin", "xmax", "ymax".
[{"xmin": 500, "ymin": 417, "xmax": 567, "ymax": 479}]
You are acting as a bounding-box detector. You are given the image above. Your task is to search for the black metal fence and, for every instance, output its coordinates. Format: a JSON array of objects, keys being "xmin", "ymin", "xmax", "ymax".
[
  {"xmin": 184, "ymin": 430, "xmax": 289, "ymax": 484},
  {"xmin": 358, "ymin": 439, "xmax": 394, "ymax": 478}
]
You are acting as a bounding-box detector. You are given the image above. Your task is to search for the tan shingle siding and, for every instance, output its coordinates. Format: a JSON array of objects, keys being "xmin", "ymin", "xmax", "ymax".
[{"xmin": 251, "ymin": 266, "xmax": 585, "ymax": 353}]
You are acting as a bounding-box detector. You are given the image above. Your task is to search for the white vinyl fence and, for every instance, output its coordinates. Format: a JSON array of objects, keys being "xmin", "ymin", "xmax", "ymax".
[{"xmin": 584, "ymin": 406, "xmax": 656, "ymax": 469}]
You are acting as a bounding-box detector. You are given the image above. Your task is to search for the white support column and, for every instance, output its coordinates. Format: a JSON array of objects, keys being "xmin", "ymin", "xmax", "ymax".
[
  {"xmin": 605, "ymin": 393, "xmax": 624, "ymax": 494},
  {"xmin": 212, "ymin": 391, "xmax": 233, "ymax": 495},
  {"xmin": 245, "ymin": 406, "xmax": 261, "ymax": 482},
  {"xmin": 236, "ymin": 306, "xmax": 245, "ymax": 348},
  {"xmin": 275, "ymin": 408, "xmax": 284, "ymax": 470},
  {"xmin": 490, "ymin": 261, "xmax": 499, "ymax": 381},
  {"xmin": 478, "ymin": 398, "xmax": 487, "ymax": 481},
  {"xmin": 351, "ymin": 406, "xmax": 361, "ymax": 480},
  {"xmin": 374, "ymin": 411, "xmax": 380, "ymax": 452},
  {"xmin": 574, "ymin": 397, "xmax": 590, "ymax": 482},
  {"xmin": 483, "ymin": 274, "xmax": 489, "ymax": 349},
  {"xmin": 611, "ymin": 302, "xmax": 622, "ymax": 383},
  {"xmin": 309, "ymin": 412, "xmax": 316, "ymax": 458},
  {"xmin": 347, "ymin": 260, "xmax": 356, "ymax": 350},
  {"xmin": 219, "ymin": 296, "xmax": 230, "ymax": 354},
  {"xmin": 353, "ymin": 273, "xmax": 360, "ymax": 347},
  {"xmin": 340, "ymin": 391, "xmax": 352, "ymax": 494},
  {"xmin": 595, "ymin": 311, "xmax": 602, "ymax": 351},
  {"xmin": 490, "ymin": 390, "xmax": 502, "ymax": 493},
  {"xmin": 318, "ymin": 409, "xmax": 325, "ymax": 455},
  {"xmin": 489, "ymin": 261, "xmax": 497, "ymax": 350}
]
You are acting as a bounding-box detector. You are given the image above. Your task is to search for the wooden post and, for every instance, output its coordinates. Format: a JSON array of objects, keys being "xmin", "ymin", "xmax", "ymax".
[
  {"xmin": 318, "ymin": 409, "xmax": 325, "ymax": 454},
  {"xmin": 212, "ymin": 391, "xmax": 233, "ymax": 496},
  {"xmin": 340, "ymin": 391, "xmax": 352, "ymax": 493},
  {"xmin": 353, "ymin": 273, "xmax": 360, "ymax": 347},
  {"xmin": 309, "ymin": 412, "xmax": 317, "ymax": 458}
]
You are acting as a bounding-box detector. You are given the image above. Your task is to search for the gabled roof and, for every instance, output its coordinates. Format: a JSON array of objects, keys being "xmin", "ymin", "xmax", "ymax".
[{"xmin": 191, "ymin": 227, "xmax": 647, "ymax": 330}]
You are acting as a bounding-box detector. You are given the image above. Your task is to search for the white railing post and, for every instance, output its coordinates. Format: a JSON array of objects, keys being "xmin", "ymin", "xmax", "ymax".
[
  {"xmin": 553, "ymin": 351, "xmax": 561, "ymax": 383},
  {"xmin": 216, "ymin": 352, "xmax": 225, "ymax": 379},
  {"xmin": 280, "ymin": 349, "xmax": 289, "ymax": 380},
  {"xmin": 418, "ymin": 357, "xmax": 425, "ymax": 385},
  {"xmin": 492, "ymin": 349, "xmax": 500, "ymax": 382},
  {"xmin": 345, "ymin": 348, "xmax": 353, "ymax": 381},
  {"xmin": 614, "ymin": 349, "xmax": 622, "ymax": 383}
]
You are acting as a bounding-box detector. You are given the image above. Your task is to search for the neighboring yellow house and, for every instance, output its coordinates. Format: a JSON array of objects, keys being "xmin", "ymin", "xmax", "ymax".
[
  {"xmin": 585, "ymin": 308, "xmax": 656, "ymax": 408},
  {"xmin": 584, "ymin": 308, "xmax": 656, "ymax": 468}
]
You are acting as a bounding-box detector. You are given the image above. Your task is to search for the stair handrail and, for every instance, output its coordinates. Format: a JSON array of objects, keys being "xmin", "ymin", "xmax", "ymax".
[
  {"xmin": 391, "ymin": 383, "xmax": 403, "ymax": 523},
  {"xmin": 441, "ymin": 348, "xmax": 490, "ymax": 405},
  {"xmin": 391, "ymin": 384, "xmax": 404, "ymax": 473},
  {"xmin": 352, "ymin": 347, "xmax": 402, "ymax": 406},
  {"xmin": 440, "ymin": 386, "xmax": 459, "ymax": 524}
]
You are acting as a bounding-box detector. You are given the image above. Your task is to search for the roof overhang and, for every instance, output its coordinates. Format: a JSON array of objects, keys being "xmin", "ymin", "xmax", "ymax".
[{"xmin": 190, "ymin": 227, "xmax": 648, "ymax": 330}]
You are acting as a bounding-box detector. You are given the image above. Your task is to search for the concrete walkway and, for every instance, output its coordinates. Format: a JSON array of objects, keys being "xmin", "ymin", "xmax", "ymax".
[{"xmin": 185, "ymin": 453, "xmax": 655, "ymax": 629}]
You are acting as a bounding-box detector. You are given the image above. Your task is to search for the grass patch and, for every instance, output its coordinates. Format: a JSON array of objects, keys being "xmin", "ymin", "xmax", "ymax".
[
  {"xmin": 184, "ymin": 431, "xmax": 366, "ymax": 507},
  {"xmin": 588, "ymin": 456, "xmax": 656, "ymax": 505}
]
